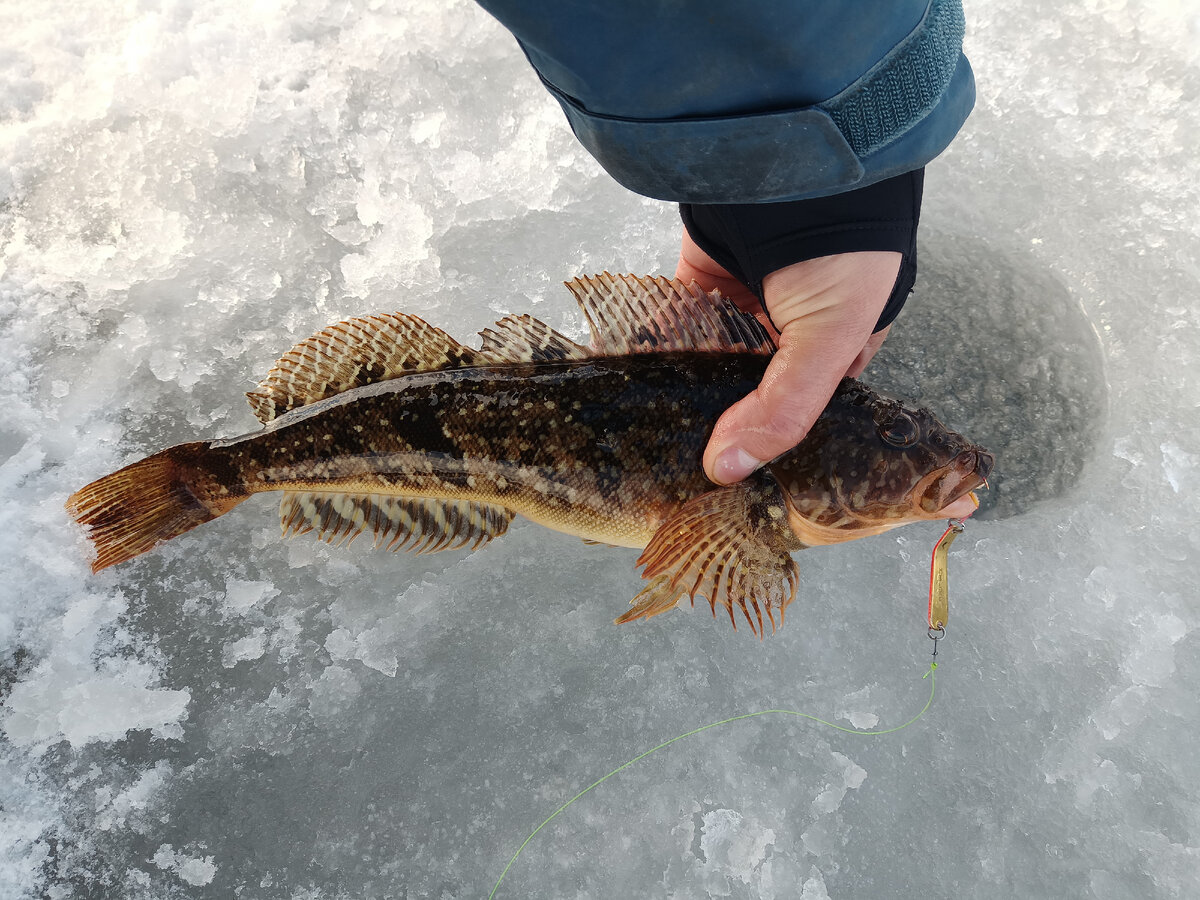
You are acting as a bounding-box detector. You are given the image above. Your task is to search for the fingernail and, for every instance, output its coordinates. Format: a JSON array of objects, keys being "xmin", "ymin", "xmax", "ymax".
[{"xmin": 712, "ymin": 447, "xmax": 762, "ymax": 484}]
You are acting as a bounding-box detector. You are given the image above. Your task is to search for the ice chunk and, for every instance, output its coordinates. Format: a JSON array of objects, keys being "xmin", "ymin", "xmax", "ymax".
[
  {"xmin": 95, "ymin": 761, "xmax": 172, "ymax": 832},
  {"xmin": 409, "ymin": 110, "xmax": 447, "ymax": 146},
  {"xmin": 800, "ymin": 868, "xmax": 833, "ymax": 900},
  {"xmin": 152, "ymin": 845, "xmax": 217, "ymax": 887},
  {"xmin": 221, "ymin": 631, "xmax": 267, "ymax": 667},
  {"xmin": 2, "ymin": 595, "xmax": 191, "ymax": 748},
  {"xmin": 809, "ymin": 752, "xmax": 868, "ymax": 815},
  {"xmin": 1123, "ymin": 612, "xmax": 1188, "ymax": 687},
  {"xmin": 222, "ymin": 579, "xmax": 279, "ymax": 615},
  {"xmin": 697, "ymin": 808, "xmax": 776, "ymax": 887},
  {"xmin": 835, "ymin": 684, "xmax": 880, "ymax": 729},
  {"xmin": 4, "ymin": 659, "xmax": 190, "ymax": 748},
  {"xmin": 308, "ymin": 664, "xmax": 363, "ymax": 725},
  {"xmin": 1160, "ymin": 441, "xmax": 1197, "ymax": 493}
]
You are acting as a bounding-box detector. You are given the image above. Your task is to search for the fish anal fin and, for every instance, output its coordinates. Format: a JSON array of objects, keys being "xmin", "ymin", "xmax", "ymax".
[
  {"xmin": 477, "ymin": 314, "xmax": 590, "ymax": 363},
  {"xmin": 619, "ymin": 476, "xmax": 802, "ymax": 636},
  {"xmin": 248, "ymin": 314, "xmax": 480, "ymax": 423},
  {"xmin": 564, "ymin": 273, "xmax": 776, "ymax": 357},
  {"xmin": 280, "ymin": 492, "xmax": 513, "ymax": 554}
]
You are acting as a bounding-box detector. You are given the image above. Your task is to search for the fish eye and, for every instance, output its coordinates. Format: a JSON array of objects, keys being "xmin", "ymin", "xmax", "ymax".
[{"xmin": 878, "ymin": 411, "xmax": 919, "ymax": 448}]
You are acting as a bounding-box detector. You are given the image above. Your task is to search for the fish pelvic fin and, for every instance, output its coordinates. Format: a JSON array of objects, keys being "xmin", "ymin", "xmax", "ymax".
[
  {"xmin": 564, "ymin": 273, "xmax": 776, "ymax": 357},
  {"xmin": 66, "ymin": 442, "xmax": 244, "ymax": 572},
  {"xmin": 280, "ymin": 492, "xmax": 513, "ymax": 554},
  {"xmin": 617, "ymin": 476, "xmax": 802, "ymax": 637},
  {"xmin": 247, "ymin": 313, "xmax": 481, "ymax": 423}
]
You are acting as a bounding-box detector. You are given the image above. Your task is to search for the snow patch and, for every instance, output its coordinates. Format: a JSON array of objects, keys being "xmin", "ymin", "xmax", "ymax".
[{"xmin": 152, "ymin": 844, "xmax": 217, "ymax": 887}]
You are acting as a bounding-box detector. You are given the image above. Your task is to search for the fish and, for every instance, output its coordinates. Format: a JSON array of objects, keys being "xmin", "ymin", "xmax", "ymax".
[{"xmin": 66, "ymin": 273, "xmax": 993, "ymax": 635}]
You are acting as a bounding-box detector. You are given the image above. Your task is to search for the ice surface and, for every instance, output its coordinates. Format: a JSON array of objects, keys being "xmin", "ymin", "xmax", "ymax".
[{"xmin": 2, "ymin": 0, "xmax": 1199, "ymax": 897}]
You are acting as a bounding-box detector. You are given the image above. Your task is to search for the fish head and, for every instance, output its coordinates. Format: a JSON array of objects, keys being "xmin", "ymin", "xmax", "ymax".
[{"xmin": 765, "ymin": 379, "xmax": 995, "ymax": 545}]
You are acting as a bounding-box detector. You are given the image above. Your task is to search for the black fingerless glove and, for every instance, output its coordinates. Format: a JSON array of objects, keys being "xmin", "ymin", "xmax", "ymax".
[{"xmin": 679, "ymin": 168, "xmax": 924, "ymax": 333}]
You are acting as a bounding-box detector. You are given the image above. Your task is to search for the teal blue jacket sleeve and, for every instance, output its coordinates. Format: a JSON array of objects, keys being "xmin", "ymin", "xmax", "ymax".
[{"xmin": 474, "ymin": 0, "xmax": 973, "ymax": 203}]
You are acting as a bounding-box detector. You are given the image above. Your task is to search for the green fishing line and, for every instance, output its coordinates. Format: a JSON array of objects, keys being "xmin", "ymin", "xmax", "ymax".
[{"xmin": 488, "ymin": 661, "xmax": 939, "ymax": 899}]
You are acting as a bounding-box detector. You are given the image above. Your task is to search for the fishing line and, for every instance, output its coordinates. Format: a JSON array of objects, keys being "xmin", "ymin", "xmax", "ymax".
[
  {"xmin": 488, "ymin": 660, "xmax": 939, "ymax": 899},
  {"xmin": 489, "ymin": 515, "xmax": 976, "ymax": 897}
]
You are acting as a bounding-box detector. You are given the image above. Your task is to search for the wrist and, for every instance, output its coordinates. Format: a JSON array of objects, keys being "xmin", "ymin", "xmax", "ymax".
[{"xmin": 681, "ymin": 168, "xmax": 924, "ymax": 332}]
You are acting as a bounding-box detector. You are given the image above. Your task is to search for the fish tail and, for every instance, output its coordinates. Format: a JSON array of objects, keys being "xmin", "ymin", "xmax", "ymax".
[{"xmin": 66, "ymin": 441, "xmax": 245, "ymax": 572}]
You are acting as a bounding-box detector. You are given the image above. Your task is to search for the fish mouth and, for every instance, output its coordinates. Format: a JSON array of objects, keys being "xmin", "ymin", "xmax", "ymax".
[{"xmin": 915, "ymin": 449, "xmax": 995, "ymax": 516}]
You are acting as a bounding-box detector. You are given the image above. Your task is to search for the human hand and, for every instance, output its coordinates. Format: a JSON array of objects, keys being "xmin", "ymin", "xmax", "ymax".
[{"xmin": 675, "ymin": 229, "xmax": 900, "ymax": 485}]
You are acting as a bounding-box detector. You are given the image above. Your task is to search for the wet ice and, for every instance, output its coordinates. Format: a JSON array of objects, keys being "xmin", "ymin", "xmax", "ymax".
[{"xmin": 2, "ymin": 0, "xmax": 1199, "ymax": 897}]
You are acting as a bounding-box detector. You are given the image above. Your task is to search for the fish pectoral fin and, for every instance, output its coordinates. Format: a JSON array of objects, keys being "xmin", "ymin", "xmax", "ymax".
[
  {"xmin": 247, "ymin": 314, "xmax": 480, "ymax": 423},
  {"xmin": 280, "ymin": 492, "xmax": 513, "ymax": 554},
  {"xmin": 614, "ymin": 576, "xmax": 690, "ymax": 624},
  {"xmin": 618, "ymin": 480, "xmax": 800, "ymax": 637},
  {"xmin": 477, "ymin": 314, "xmax": 590, "ymax": 363}
]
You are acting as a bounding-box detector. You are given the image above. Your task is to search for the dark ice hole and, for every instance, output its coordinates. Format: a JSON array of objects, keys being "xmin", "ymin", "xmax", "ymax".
[{"xmin": 867, "ymin": 228, "xmax": 1108, "ymax": 521}]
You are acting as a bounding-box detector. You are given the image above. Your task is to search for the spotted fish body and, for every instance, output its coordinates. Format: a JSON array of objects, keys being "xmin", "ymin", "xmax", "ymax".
[
  {"xmin": 223, "ymin": 353, "xmax": 768, "ymax": 549},
  {"xmin": 67, "ymin": 274, "xmax": 993, "ymax": 635}
]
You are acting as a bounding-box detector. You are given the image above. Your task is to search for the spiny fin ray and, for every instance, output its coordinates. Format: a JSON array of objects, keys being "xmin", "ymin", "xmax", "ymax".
[
  {"xmin": 477, "ymin": 314, "xmax": 590, "ymax": 363},
  {"xmin": 248, "ymin": 275, "xmax": 770, "ymax": 423},
  {"xmin": 616, "ymin": 482, "xmax": 799, "ymax": 637},
  {"xmin": 247, "ymin": 314, "xmax": 480, "ymax": 423},
  {"xmin": 564, "ymin": 273, "xmax": 775, "ymax": 357}
]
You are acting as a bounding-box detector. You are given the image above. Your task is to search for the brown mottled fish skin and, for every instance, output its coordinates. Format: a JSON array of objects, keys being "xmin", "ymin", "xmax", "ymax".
[
  {"xmin": 65, "ymin": 274, "xmax": 993, "ymax": 635},
  {"xmin": 208, "ymin": 352, "xmax": 768, "ymax": 547}
]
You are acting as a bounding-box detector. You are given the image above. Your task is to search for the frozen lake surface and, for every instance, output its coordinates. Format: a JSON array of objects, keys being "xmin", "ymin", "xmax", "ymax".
[{"xmin": 2, "ymin": 1, "xmax": 1198, "ymax": 897}]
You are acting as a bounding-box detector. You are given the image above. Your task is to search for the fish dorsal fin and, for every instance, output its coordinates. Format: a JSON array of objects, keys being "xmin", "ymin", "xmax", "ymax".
[
  {"xmin": 477, "ymin": 314, "xmax": 590, "ymax": 363},
  {"xmin": 617, "ymin": 476, "xmax": 801, "ymax": 636},
  {"xmin": 563, "ymin": 273, "xmax": 776, "ymax": 357},
  {"xmin": 247, "ymin": 314, "xmax": 481, "ymax": 423},
  {"xmin": 280, "ymin": 491, "xmax": 513, "ymax": 554}
]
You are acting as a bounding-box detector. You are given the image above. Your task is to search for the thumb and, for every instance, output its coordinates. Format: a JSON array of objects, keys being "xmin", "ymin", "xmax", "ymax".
[
  {"xmin": 702, "ymin": 252, "xmax": 900, "ymax": 484},
  {"xmin": 703, "ymin": 325, "xmax": 859, "ymax": 483}
]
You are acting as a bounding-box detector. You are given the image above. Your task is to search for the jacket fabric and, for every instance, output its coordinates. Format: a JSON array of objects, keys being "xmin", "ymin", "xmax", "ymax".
[{"xmin": 475, "ymin": 0, "xmax": 973, "ymax": 203}]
